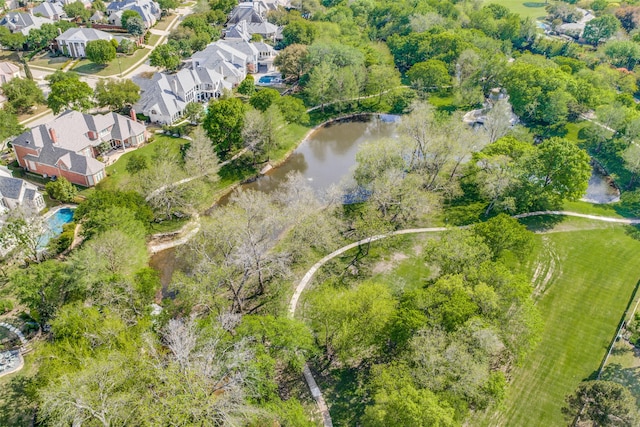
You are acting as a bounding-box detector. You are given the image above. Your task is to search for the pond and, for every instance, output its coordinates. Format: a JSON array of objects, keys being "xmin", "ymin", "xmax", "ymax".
[
  {"xmin": 226, "ymin": 114, "xmax": 399, "ymax": 199},
  {"xmin": 152, "ymin": 114, "xmax": 399, "ymax": 289},
  {"xmin": 39, "ymin": 207, "xmax": 74, "ymax": 250}
]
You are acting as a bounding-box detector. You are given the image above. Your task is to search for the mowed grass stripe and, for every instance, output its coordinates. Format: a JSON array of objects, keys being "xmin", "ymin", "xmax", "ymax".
[{"xmin": 476, "ymin": 227, "xmax": 640, "ymax": 426}]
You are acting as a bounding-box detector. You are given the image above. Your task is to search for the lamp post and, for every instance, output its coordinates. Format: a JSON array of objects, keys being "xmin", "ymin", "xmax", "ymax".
[{"xmin": 117, "ymin": 55, "xmax": 122, "ymax": 78}]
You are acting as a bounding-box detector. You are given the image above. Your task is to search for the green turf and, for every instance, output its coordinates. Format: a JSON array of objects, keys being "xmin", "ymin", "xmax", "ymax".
[
  {"xmin": 475, "ymin": 227, "xmax": 640, "ymax": 426},
  {"xmin": 153, "ymin": 13, "xmax": 177, "ymax": 31},
  {"xmin": 492, "ymin": 0, "xmax": 548, "ymax": 20},
  {"xmin": 29, "ymin": 54, "xmax": 72, "ymax": 70},
  {"xmin": 147, "ymin": 33, "xmax": 162, "ymax": 46},
  {"xmin": 71, "ymin": 48, "xmax": 150, "ymax": 77},
  {"xmin": 97, "ymin": 134, "xmax": 187, "ymax": 191}
]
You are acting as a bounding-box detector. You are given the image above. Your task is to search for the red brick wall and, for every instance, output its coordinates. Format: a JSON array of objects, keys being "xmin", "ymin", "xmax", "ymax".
[
  {"xmin": 59, "ymin": 169, "xmax": 90, "ymax": 187},
  {"xmin": 13, "ymin": 145, "xmax": 39, "ymax": 168}
]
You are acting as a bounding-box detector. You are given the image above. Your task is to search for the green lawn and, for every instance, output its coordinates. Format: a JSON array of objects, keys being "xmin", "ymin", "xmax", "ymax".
[
  {"xmin": 71, "ymin": 48, "xmax": 150, "ymax": 77},
  {"xmin": 493, "ymin": 0, "xmax": 548, "ymax": 20},
  {"xmin": 0, "ymin": 353, "xmax": 37, "ymax": 426},
  {"xmin": 153, "ymin": 14, "xmax": 177, "ymax": 31},
  {"xmin": 29, "ymin": 54, "xmax": 72, "ymax": 70},
  {"xmin": 475, "ymin": 226, "xmax": 640, "ymax": 426},
  {"xmin": 98, "ymin": 134, "xmax": 187, "ymax": 191},
  {"xmin": 147, "ymin": 33, "xmax": 162, "ymax": 46}
]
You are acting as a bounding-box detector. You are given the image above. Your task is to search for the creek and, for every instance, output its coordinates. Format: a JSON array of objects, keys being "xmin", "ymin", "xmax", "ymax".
[{"xmin": 150, "ymin": 114, "xmax": 400, "ymax": 289}]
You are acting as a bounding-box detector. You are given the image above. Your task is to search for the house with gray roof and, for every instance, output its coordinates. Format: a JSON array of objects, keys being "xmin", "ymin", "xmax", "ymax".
[
  {"xmin": 193, "ymin": 39, "xmax": 277, "ymax": 75},
  {"xmin": 32, "ymin": 1, "xmax": 66, "ymax": 21},
  {"xmin": 56, "ymin": 27, "xmax": 124, "ymax": 58},
  {"xmin": 106, "ymin": 0, "xmax": 161, "ymax": 28},
  {"xmin": 224, "ymin": 19, "xmax": 279, "ymax": 43},
  {"xmin": 0, "ymin": 62, "xmax": 20, "ymax": 84},
  {"xmin": 0, "ymin": 167, "xmax": 45, "ymax": 214},
  {"xmin": 0, "ymin": 12, "xmax": 53, "ymax": 36},
  {"xmin": 12, "ymin": 110, "xmax": 148, "ymax": 187},
  {"xmin": 133, "ymin": 67, "xmax": 231, "ymax": 125}
]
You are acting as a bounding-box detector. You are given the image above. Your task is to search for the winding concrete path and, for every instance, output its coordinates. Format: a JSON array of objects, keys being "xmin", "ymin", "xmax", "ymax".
[{"xmin": 287, "ymin": 211, "xmax": 640, "ymax": 427}]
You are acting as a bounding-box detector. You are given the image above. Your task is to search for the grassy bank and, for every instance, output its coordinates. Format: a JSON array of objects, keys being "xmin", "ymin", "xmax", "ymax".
[{"xmin": 476, "ymin": 224, "xmax": 640, "ymax": 426}]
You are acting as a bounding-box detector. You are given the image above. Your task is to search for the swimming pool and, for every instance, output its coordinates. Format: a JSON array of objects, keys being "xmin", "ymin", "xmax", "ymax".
[
  {"xmin": 39, "ymin": 207, "xmax": 75, "ymax": 249},
  {"xmin": 258, "ymin": 75, "xmax": 282, "ymax": 85}
]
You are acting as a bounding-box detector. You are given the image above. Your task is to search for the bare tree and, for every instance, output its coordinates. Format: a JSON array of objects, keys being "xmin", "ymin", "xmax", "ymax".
[
  {"xmin": 241, "ymin": 108, "xmax": 267, "ymax": 163},
  {"xmin": 484, "ymin": 98, "xmax": 514, "ymax": 143},
  {"xmin": 622, "ymin": 143, "xmax": 640, "ymax": 188},
  {"xmin": 39, "ymin": 355, "xmax": 137, "ymax": 427},
  {"xmin": 476, "ymin": 155, "xmax": 517, "ymax": 215},
  {"xmin": 140, "ymin": 159, "xmax": 191, "ymax": 219},
  {"xmin": 184, "ymin": 126, "xmax": 220, "ymax": 179},
  {"xmin": 0, "ymin": 207, "xmax": 47, "ymax": 262},
  {"xmin": 163, "ymin": 317, "xmax": 198, "ymax": 370}
]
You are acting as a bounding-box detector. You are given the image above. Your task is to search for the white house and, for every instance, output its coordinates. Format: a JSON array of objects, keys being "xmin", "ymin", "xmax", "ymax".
[
  {"xmin": 133, "ymin": 67, "xmax": 231, "ymax": 125},
  {"xmin": 106, "ymin": 0, "xmax": 161, "ymax": 28},
  {"xmin": 32, "ymin": 1, "xmax": 66, "ymax": 21},
  {"xmin": 56, "ymin": 28, "xmax": 121, "ymax": 58},
  {"xmin": 0, "ymin": 62, "xmax": 21, "ymax": 84},
  {"xmin": 0, "ymin": 167, "xmax": 45, "ymax": 215},
  {"xmin": 193, "ymin": 39, "xmax": 277, "ymax": 76},
  {"xmin": 0, "ymin": 12, "xmax": 53, "ymax": 35}
]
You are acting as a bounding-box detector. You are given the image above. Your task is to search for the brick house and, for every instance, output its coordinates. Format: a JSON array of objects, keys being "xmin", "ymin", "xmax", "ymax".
[{"xmin": 12, "ymin": 110, "xmax": 148, "ymax": 187}]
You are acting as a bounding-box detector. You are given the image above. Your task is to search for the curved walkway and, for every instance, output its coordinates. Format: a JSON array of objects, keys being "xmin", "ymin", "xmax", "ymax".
[{"xmin": 287, "ymin": 211, "xmax": 640, "ymax": 427}]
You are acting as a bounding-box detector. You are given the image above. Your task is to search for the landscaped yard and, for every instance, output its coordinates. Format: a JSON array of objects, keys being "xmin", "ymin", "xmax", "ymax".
[
  {"xmin": 475, "ymin": 224, "xmax": 640, "ymax": 426},
  {"xmin": 147, "ymin": 33, "xmax": 162, "ymax": 46},
  {"xmin": 493, "ymin": 0, "xmax": 548, "ymax": 20},
  {"xmin": 29, "ymin": 53, "xmax": 72, "ymax": 71},
  {"xmin": 98, "ymin": 134, "xmax": 187, "ymax": 191},
  {"xmin": 71, "ymin": 48, "xmax": 150, "ymax": 77},
  {"xmin": 153, "ymin": 13, "xmax": 177, "ymax": 31}
]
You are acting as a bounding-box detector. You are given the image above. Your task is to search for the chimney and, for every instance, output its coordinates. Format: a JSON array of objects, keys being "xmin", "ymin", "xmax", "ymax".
[
  {"xmin": 49, "ymin": 128, "xmax": 57, "ymax": 144},
  {"xmin": 130, "ymin": 108, "xmax": 136, "ymax": 121}
]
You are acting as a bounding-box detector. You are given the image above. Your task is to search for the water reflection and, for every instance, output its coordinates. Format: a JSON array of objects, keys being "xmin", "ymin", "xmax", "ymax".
[{"xmin": 239, "ymin": 115, "xmax": 398, "ymax": 196}]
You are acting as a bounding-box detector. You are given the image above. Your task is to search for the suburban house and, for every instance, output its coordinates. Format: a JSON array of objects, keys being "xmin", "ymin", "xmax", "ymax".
[
  {"xmin": 224, "ymin": 19, "xmax": 280, "ymax": 43},
  {"xmin": 225, "ymin": 2, "xmax": 282, "ymax": 42},
  {"xmin": 32, "ymin": 1, "xmax": 66, "ymax": 21},
  {"xmin": 11, "ymin": 110, "xmax": 148, "ymax": 187},
  {"xmin": 58, "ymin": 0, "xmax": 92, "ymax": 7},
  {"xmin": 0, "ymin": 12, "xmax": 53, "ymax": 35},
  {"xmin": 106, "ymin": 0, "xmax": 161, "ymax": 29},
  {"xmin": 135, "ymin": 37, "xmax": 278, "ymax": 125},
  {"xmin": 90, "ymin": 10, "xmax": 107, "ymax": 23},
  {"xmin": 133, "ymin": 67, "xmax": 231, "ymax": 125},
  {"xmin": 56, "ymin": 28, "xmax": 122, "ymax": 58},
  {"xmin": 0, "ymin": 62, "xmax": 20, "ymax": 84},
  {"xmin": 0, "ymin": 167, "xmax": 45, "ymax": 214},
  {"xmin": 192, "ymin": 39, "xmax": 278, "ymax": 80}
]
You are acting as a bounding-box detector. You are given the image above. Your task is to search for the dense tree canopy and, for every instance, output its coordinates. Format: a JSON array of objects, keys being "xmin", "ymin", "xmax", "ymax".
[
  {"xmin": 203, "ymin": 97, "xmax": 248, "ymax": 156},
  {"xmin": 2, "ymin": 77, "xmax": 44, "ymax": 114},
  {"xmin": 85, "ymin": 39, "xmax": 116, "ymax": 65},
  {"xmin": 46, "ymin": 71, "xmax": 94, "ymax": 114}
]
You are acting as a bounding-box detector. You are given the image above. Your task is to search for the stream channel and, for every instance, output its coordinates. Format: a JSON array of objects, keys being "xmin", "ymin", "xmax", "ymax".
[
  {"xmin": 149, "ymin": 115, "xmax": 619, "ymax": 290},
  {"xmin": 150, "ymin": 114, "xmax": 400, "ymax": 289}
]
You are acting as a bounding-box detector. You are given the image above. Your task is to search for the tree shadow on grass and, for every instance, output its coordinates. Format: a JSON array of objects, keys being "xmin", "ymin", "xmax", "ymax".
[
  {"xmin": 0, "ymin": 374, "xmax": 36, "ymax": 426},
  {"xmin": 315, "ymin": 365, "xmax": 368, "ymax": 427},
  {"xmin": 600, "ymin": 363, "xmax": 640, "ymax": 406},
  {"xmin": 517, "ymin": 215, "xmax": 565, "ymax": 232},
  {"xmin": 72, "ymin": 63, "xmax": 108, "ymax": 75}
]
